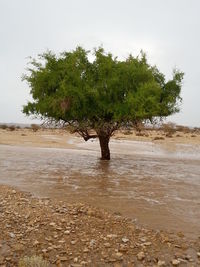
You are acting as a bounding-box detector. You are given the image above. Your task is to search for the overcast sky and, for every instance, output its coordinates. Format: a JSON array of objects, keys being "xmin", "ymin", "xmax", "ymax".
[{"xmin": 0, "ymin": 0, "xmax": 199, "ymax": 126}]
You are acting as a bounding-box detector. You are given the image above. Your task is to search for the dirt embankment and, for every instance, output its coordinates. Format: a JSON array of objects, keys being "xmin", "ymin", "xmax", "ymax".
[
  {"xmin": 0, "ymin": 185, "xmax": 200, "ymax": 267},
  {"xmin": 0, "ymin": 128, "xmax": 200, "ymax": 149}
]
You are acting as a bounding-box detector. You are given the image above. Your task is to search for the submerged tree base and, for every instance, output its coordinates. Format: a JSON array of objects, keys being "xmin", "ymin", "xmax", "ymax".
[{"xmin": 99, "ymin": 135, "xmax": 110, "ymax": 160}]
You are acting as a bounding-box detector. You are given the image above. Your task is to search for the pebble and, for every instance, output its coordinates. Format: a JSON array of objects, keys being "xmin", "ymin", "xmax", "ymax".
[
  {"xmin": 197, "ymin": 252, "xmax": 200, "ymax": 258},
  {"xmin": 73, "ymin": 257, "xmax": 78, "ymax": 263},
  {"xmin": 172, "ymin": 259, "xmax": 180, "ymax": 266},
  {"xmin": 115, "ymin": 252, "xmax": 123, "ymax": 259},
  {"xmin": 137, "ymin": 251, "xmax": 145, "ymax": 261},
  {"xmin": 33, "ymin": 240, "xmax": 39, "ymax": 246},
  {"xmin": 122, "ymin": 237, "xmax": 129, "ymax": 243},
  {"xmin": 104, "ymin": 242, "xmax": 111, "ymax": 248},
  {"xmin": 143, "ymin": 241, "xmax": 152, "ymax": 246},
  {"xmin": 42, "ymin": 249, "xmax": 47, "ymax": 253},
  {"xmin": 49, "ymin": 222, "xmax": 56, "ymax": 226},
  {"xmin": 157, "ymin": 260, "xmax": 166, "ymax": 266},
  {"xmin": 9, "ymin": 232, "xmax": 15, "ymax": 238}
]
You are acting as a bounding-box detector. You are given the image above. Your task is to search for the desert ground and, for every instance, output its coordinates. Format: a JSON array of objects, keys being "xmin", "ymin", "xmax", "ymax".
[{"xmin": 0, "ymin": 127, "xmax": 200, "ymax": 266}]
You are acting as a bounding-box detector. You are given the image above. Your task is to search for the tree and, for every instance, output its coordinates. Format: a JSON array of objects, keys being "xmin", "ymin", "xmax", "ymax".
[{"xmin": 22, "ymin": 47, "xmax": 184, "ymax": 160}]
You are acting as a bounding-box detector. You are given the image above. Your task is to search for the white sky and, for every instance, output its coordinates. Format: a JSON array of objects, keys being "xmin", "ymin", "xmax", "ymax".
[{"xmin": 0, "ymin": 0, "xmax": 200, "ymax": 126}]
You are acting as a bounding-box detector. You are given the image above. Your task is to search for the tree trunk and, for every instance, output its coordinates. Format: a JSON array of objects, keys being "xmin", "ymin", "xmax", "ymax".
[{"xmin": 98, "ymin": 135, "xmax": 110, "ymax": 160}]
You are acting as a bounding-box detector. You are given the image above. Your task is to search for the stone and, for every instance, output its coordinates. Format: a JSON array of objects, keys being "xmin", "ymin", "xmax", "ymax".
[
  {"xmin": 80, "ymin": 261, "xmax": 88, "ymax": 265},
  {"xmin": 74, "ymin": 257, "xmax": 78, "ymax": 263},
  {"xmin": 137, "ymin": 251, "xmax": 145, "ymax": 261},
  {"xmin": 42, "ymin": 249, "xmax": 48, "ymax": 253},
  {"xmin": 49, "ymin": 222, "xmax": 56, "ymax": 226},
  {"xmin": 157, "ymin": 260, "xmax": 166, "ymax": 266},
  {"xmin": 197, "ymin": 252, "xmax": 200, "ymax": 258},
  {"xmin": 9, "ymin": 232, "xmax": 15, "ymax": 238},
  {"xmin": 115, "ymin": 252, "xmax": 123, "ymax": 259},
  {"xmin": 122, "ymin": 237, "xmax": 129, "ymax": 243},
  {"xmin": 104, "ymin": 242, "xmax": 111, "ymax": 248},
  {"xmin": 33, "ymin": 240, "xmax": 39, "ymax": 246},
  {"xmin": 172, "ymin": 259, "xmax": 180, "ymax": 266},
  {"xmin": 119, "ymin": 244, "xmax": 128, "ymax": 252},
  {"xmin": 143, "ymin": 242, "xmax": 152, "ymax": 246},
  {"xmin": 60, "ymin": 256, "xmax": 68, "ymax": 261}
]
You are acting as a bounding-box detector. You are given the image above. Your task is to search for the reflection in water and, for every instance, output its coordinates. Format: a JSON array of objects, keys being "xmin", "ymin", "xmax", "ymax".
[{"xmin": 0, "ymin": 142, "xmax": 200, "ymax": 238}]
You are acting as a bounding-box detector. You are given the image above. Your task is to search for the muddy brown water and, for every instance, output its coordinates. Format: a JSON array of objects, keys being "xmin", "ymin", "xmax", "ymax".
[{"xmin": 0, "ymin": 139, "xmax": 200, "ymax": 239}]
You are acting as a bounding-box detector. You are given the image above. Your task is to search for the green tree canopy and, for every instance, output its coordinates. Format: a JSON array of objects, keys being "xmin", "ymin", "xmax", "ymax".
[{"xmin": 23, "ymin": 46, "xmax": 184, "ymax": 160}]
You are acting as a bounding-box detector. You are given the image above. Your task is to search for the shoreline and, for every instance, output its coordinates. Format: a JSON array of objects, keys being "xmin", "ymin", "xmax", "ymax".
[{"xmin": 0, "ymin": 185, "xmax": 200, "ymax": 266}]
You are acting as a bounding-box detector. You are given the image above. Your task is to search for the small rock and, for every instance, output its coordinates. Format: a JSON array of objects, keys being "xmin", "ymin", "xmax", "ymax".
[
  {"xmin": 89, "ymin": 239, "xmax": 96, "ymax": 246},
  {"xmin": 137, "ymin": 251, "xmax": 145, "ymax": 261},
  {"xmin": 80, "ymin": 261, "xmax": 88, "ymax": 265},
  {"xmin": 12, "ymin": 190, "xmax": 16, "ymax": 194},
  {"xmin": 114, "ymin": 252, "xmax": 123, "ymax": 260},
  {"xmin": 122, "ymin": 237, "xmax": 129, "ymax": 243},
  {"xmin": 60, "ymin": 256, "xmax": 68, "ymax": 261},
  {"xmin": 104, "ymin": 242, "xmax": 111, "ymax": 248},
  {"xmin": 157, "ymin": 260, "xmax": 166, "ymax": 266},
  {"xmin": 74, "ymin": 257, "xmax": 78, "ymax": 263},
  {"xmin": 172, "ymin": 259, "xmax": 180, "ymax": 266},
  {"xmin": 9, "ymin": 232, "xmax": 15, "ymax": 238},
  {"xmin": 143, "ymin": 242, "xmax": 152, "ymax": 246},
  {"xmin": 33, "ymin": 240, "xmax": 39, "ymax": 246},
  {"xmin": 42, "ymin": 249, "xmax": 48, "ymax": 254},
  {"xmin": 119, "ymin": 244, "xmax": 128, "ymax": 252},
  {"xmin": 197, "ymin": 252, "xmax": 200, "ymax": 258}
]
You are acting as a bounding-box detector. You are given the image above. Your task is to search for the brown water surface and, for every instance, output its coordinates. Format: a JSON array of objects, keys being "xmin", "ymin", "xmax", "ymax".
[{"xmin": 0, "ymin": 139, "xmax": 200, "ymax": 239}]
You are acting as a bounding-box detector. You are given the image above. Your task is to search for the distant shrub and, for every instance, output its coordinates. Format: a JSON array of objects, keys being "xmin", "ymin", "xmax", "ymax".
[
  {"xmin": 136, "ymin": 132, "xmax": 145, "ymax": 137},
  {"xmin": 123, "ymin": 129, "xmax": 133, "ymax": 135},
  {"xmin": 134, "ymin": 121, "xmax": 145, "ymax": 133},
  {"xmin": 8, "ymin": 125, "xmax": 15, "ymax": 131},
  {"xmin": 18, "ymin": 255, "xmax": 49, "ymax": 267},
  {"xmin": 176, "ymin": 125, "xmax": 191, "ymax": 134},
  {"xmin": 153, "ymin": 136, "xmax": 165, "ymax": 140},
  {"xmin": 31, "ymin": 124, "xmax": 40, "ymax": 132},
  {"xmin": 162, "ymin": 122, "xmax": 176, "ymax": 136},
  {"xmin": 193, "ymin": 127, "xmax": 200, "ymax": 134},
  {"xmin": 0, "ymin": 124, "xmax": 7, "ymax": 129}
]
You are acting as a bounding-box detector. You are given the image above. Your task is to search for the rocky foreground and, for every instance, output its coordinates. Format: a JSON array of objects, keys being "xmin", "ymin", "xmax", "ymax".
[{"xmin": 0, "ymin": 186, "xmax": 200, "ymax": 267}]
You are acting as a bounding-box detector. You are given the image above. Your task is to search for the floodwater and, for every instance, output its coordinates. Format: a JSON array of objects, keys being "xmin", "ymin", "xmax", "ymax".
[{"xmin": 0, "ymin": 139, "xmax": 200, "ymax": 239}]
